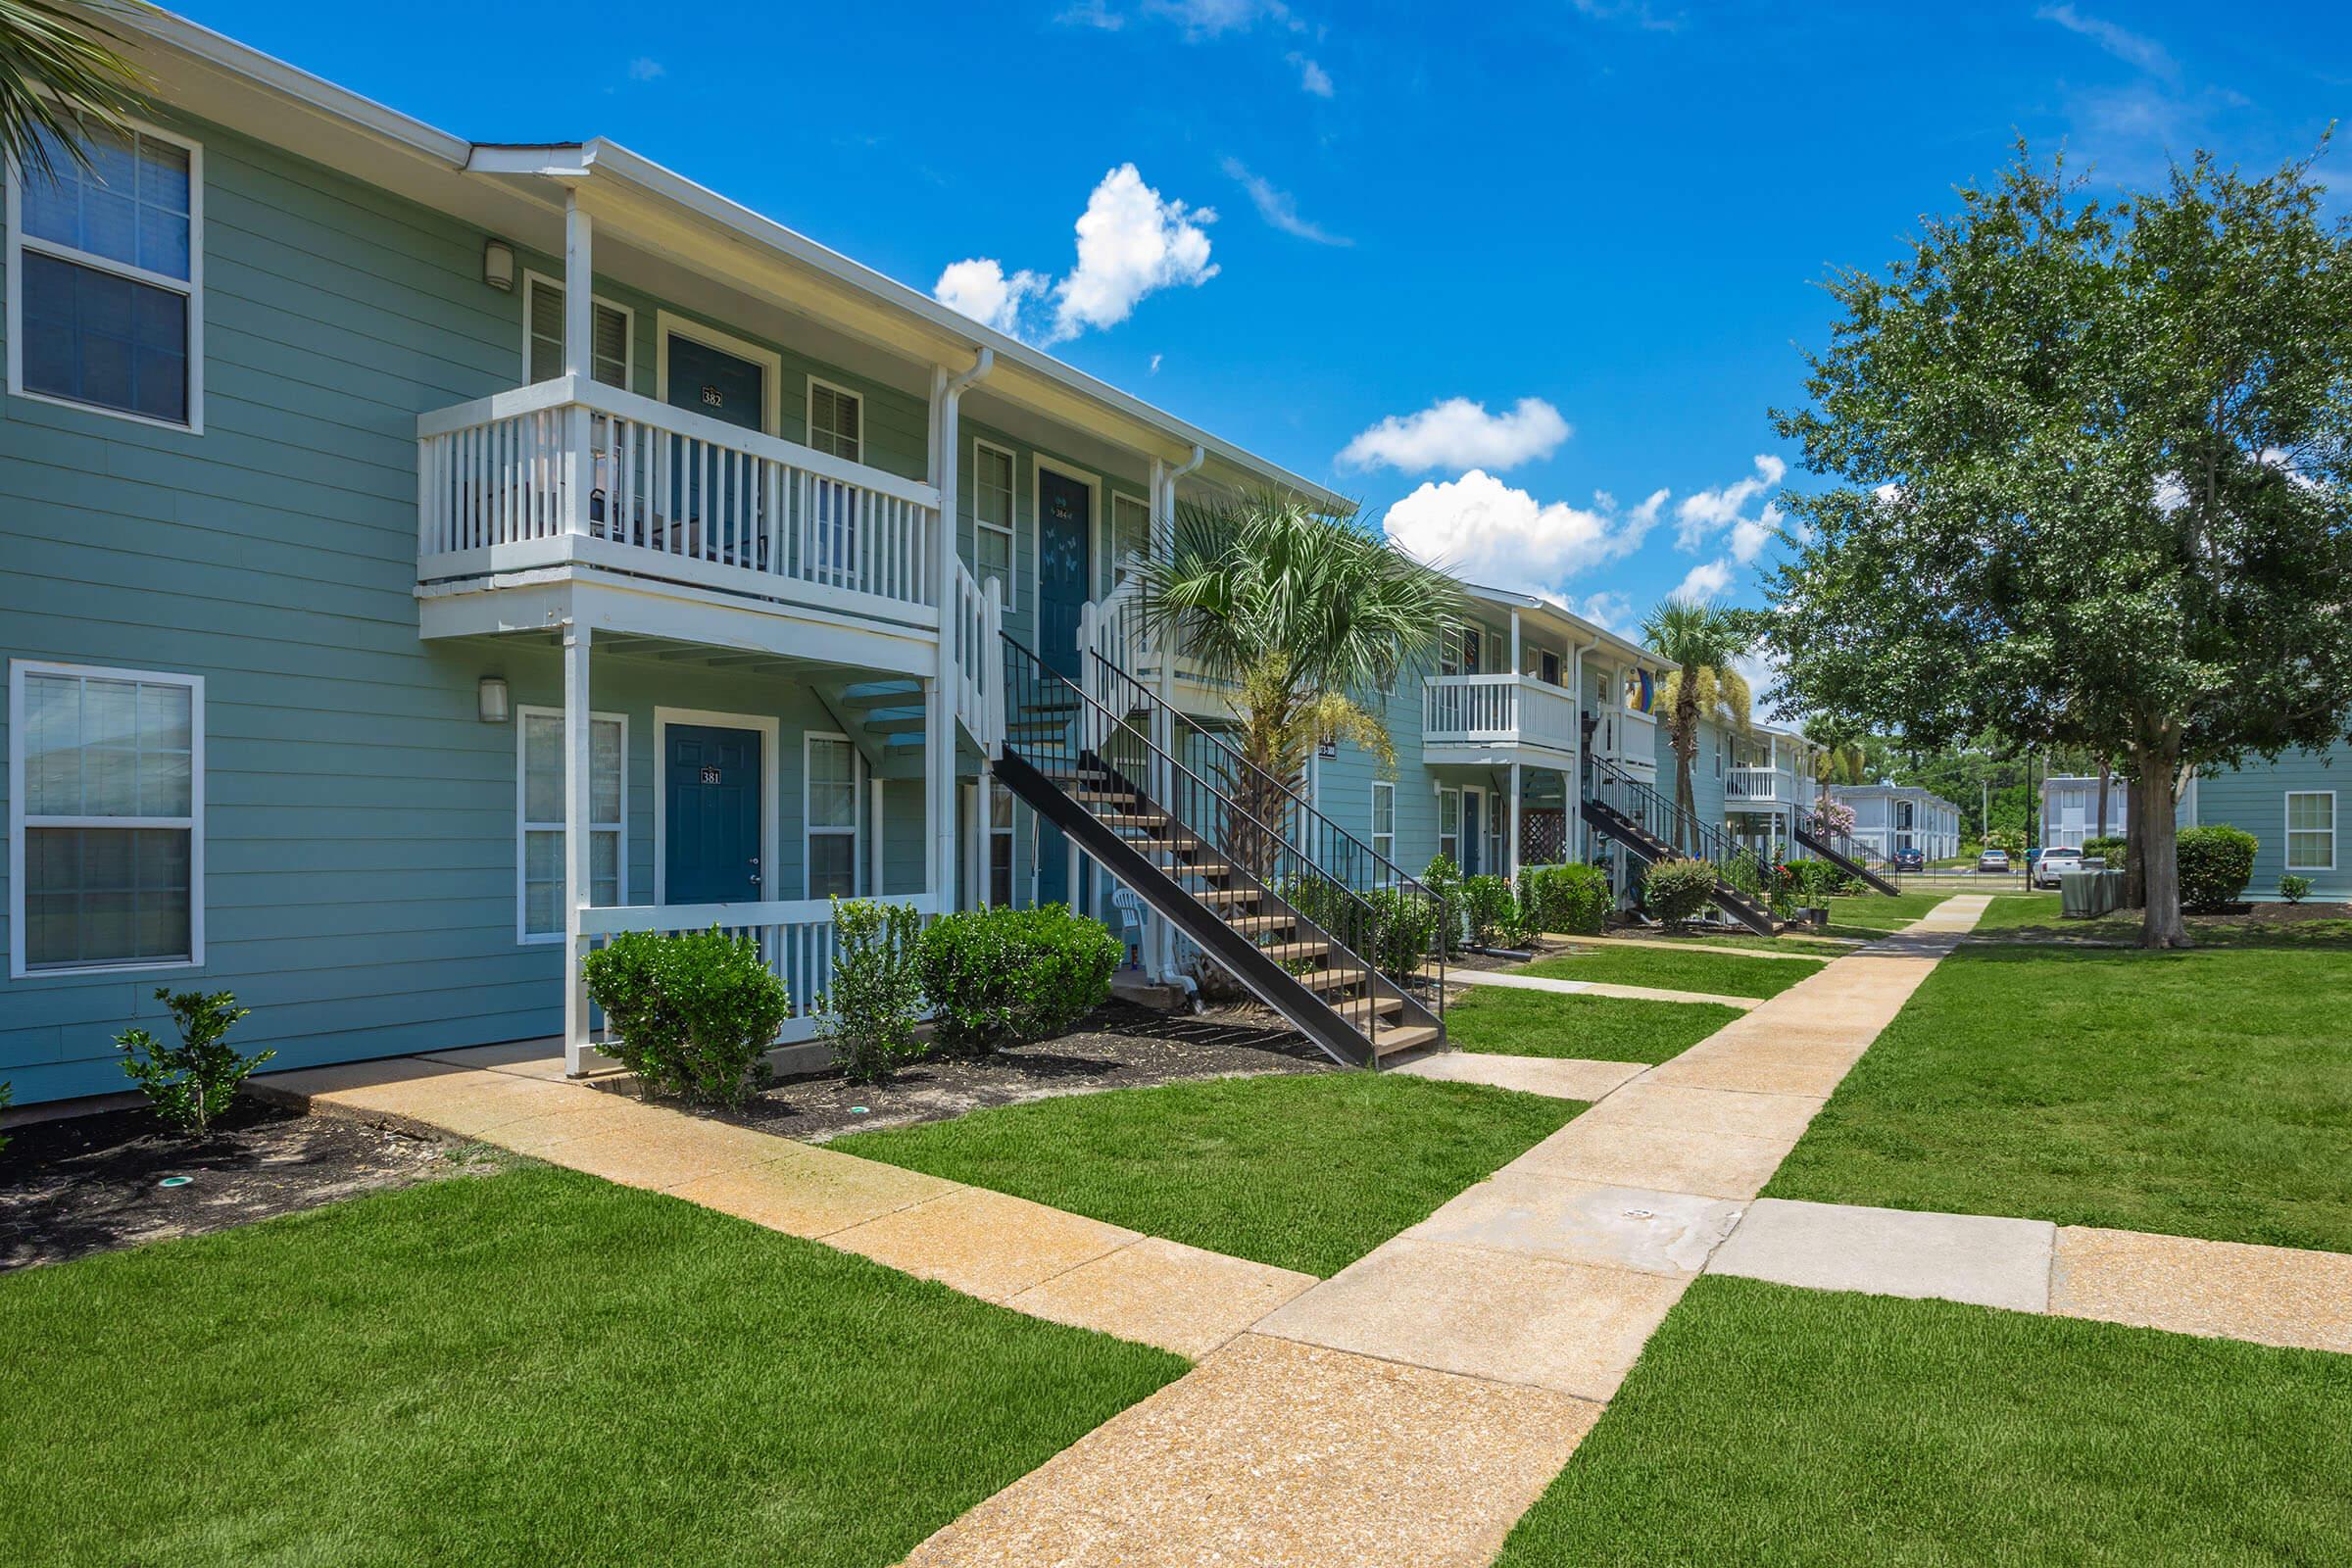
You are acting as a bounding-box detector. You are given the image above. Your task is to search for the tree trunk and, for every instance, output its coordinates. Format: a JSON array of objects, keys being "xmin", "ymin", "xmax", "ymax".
[
  {"xmin": 2132, "ymin": 746, "xmax": 2188, "ymax": 949},
  {"xmin": 2123, "ymin": 771, "xmax": 2147, "ymax": 909},
  {"xmin": 2095, "ymin": 762, "xmax": 2111, "ymax": 844}
]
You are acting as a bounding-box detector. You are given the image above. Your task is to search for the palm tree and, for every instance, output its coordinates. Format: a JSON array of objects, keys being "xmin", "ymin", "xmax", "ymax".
[
  {"xmin": 1802, "ymin": 718, "xmax": 1872, "ymax": 807},
  {"xmin": 2, "ymin": 0, "xmax": 150, "ymax": 182},
  {"xmin": 1642, "ymin": 600, "xmax": 1753, "ymax": 851},
  {"xmin": 1132, "ymin": 492, "xmax": 1463, "ymax": 866}
]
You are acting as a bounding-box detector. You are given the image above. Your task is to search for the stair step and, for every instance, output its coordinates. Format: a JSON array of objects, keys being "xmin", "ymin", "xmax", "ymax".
[
  {"xmin": 1194, "ymin": 887, "xmax": 1263, "ymax": 907},
  {"xmin": 1169, "ymin": 859, "xmax": 1238, "ymax": 881},
  {"xmin": 1228, "ymin": 914, "xmax": 1298, "ymax": 935},
  {"xmin": 1291, "ymin": 966, "xmax": 1366, "ymax": 995},
  {"xmin": 1254, "ymin": 939, "xmax": 1329, "ymax": 962},
  {"xmin": 1334, "ymin": 993, "xmax": 1405, "ymax": 1023},
  {"xmin": 1372, "ymin": 1024, "xmax": 1443, "ymax": 1058},
  {"xmin": 1099, "ymin": 812, "xmax": 1169, "ymax": 829}
]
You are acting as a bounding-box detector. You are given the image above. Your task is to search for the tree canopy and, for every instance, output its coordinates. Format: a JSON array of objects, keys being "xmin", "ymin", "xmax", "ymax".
[{"xmin": 1763, "ymin": 143, "xmax": 2352, "ymax": 945}]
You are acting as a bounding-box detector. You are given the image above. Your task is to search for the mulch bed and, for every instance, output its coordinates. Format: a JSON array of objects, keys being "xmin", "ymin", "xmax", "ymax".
[
  {"xmin": 677, "ymin": 1002, "xmax": 1333, "ymax": 1142},
  {"xmin": 0, "ymin": 1096, "xmax": 509, "ymax": 1272}
]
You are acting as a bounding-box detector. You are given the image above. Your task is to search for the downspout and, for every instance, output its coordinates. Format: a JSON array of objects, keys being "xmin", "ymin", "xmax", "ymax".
[{"xmin": 1149, "ymin": 445, "xmax": 1208, "ymax": 1004}]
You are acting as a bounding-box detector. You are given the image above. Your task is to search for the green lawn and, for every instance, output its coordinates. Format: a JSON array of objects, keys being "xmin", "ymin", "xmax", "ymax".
[
  {"xmin": 1516, "ymin": 944, "xmax": 1824, "ymax": 999},
  {"xmin": 1498, "ymin": 1276, "xmax": 2352, "ymax": 1566},
  {"xmin": 1443, "ymin": 985, "xmax": 1740, "ymax": 1063},
  {"xmin": 1767, "ymin": 942, "xmax": 2352, "ymax": 1251},
  {"xmin": 835, "ymin": 1072, "xmax": 1576, "ymax": 1277},
  {"xmin": 0, "ymin": 1166, "xmax": 1182, "ymax": 1568},
  {"xmin": 1668, "ymin": 932, "xmax": 1860, "ymax": 958},
  {"xmin": 1968, "ymin": 890, "xmax": 2065, "ymax": 930},
  {"xmin": 1824, "ymin": 890, "xmax": 1954, "ymax": 932}
]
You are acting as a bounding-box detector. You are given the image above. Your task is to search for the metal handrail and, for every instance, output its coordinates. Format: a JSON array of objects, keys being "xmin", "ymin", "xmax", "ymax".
[{"xmin": 1587, "ymin": 755, "xmax": 1777, "ymax": 901}]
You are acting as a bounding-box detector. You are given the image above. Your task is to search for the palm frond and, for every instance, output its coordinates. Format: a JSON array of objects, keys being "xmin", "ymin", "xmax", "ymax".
[{"xmin": 0, "ymin": 0, "xmax": 151, "ymax": 184}]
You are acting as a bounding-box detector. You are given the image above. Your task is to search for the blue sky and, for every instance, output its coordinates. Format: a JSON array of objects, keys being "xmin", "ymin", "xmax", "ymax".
[{"xmin": 193, "ymin": 0, "xmax": 2348, "ymax": 634}]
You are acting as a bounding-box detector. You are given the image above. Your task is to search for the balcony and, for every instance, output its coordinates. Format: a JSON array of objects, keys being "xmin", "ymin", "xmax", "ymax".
[
  {"xmin": 1422, "ymin": 674, "xmax": 1580, "ymax": 760},
  {"xmin": 1725, "ymin": 764, "xmax": 1788, "ymax": 805},
  {"xmin": 416, "ymin": 376, "xmax": 944, "ymax": 634}
]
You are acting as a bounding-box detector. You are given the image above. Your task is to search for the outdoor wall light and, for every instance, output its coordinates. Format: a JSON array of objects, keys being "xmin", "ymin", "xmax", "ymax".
[
  {"xmin": 478, "ymin": 676, "xmax": 512, "ymax": 724},
  {"xmin": 482, "ymin": 238, "xmax": 515, "ymax": 292}
]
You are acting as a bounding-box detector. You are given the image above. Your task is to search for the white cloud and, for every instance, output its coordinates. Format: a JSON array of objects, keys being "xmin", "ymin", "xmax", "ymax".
[
  {"xmin": 1555, "ymin": 590, "xmax": 1635, "ymax": 635},
  {"xmin": 932, "ymin": 257, "xmax": 1051, "ymax": 334},
  {"xmin": 1051, "ymin": 165, "xmax": 1217, "ymax": 342},
  {"xmin": 1570, "ymin": 0, "xmax": 1684, "ymax": 32},
  {"xmin": 1672, "ymin": 558, "xmax": 1734, "ymax": 604},
  {"xmin": 931, "ymin": 165, "xmax": 1215, "ymax": 344},
  {"xmin": 1287, "ymin": 51, "xmax": 1335, "ymax": 97},
  {"xmin": 1222, "ymin": 157, "xmax": 1349, "ymax": 246},
  {"xmin": 626, "ymin": 57, "xmax": 664, "ymax": 81},
  {"xmin": 1340, "ymin": 397, "xmax": 1571, "ymax": 473},
  {"xmin": 1381, "ymin": 470, "xmax": 1662, "ymax": 593},
  {"xmin": 1144, "ymin": 0, "xmax": 1304, "ymax": 35},
  {"xmin": 1150, "ymin": 353, "xmax": 1163, "ymax": 374},
  {"xmin": 1673, "ymin": 454, "xmax": 1788, "ymax": 562},
  {"xmin": 2034, "ymin": 5, "xmax": 2178, "ymax": 80},
  {"xmin": 1057, "ymin": 0, "xmax": 1125, "ymax": 27}
]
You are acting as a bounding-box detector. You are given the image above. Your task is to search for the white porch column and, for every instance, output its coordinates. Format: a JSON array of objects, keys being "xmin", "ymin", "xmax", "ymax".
[
  {"xmin": 1148, "ymin": 456, "xmax": 1178, "ymax": 981},
  {"xmin": 1508, "ymin": 761, "xmax": 1523, "ymax": 879},
  {"xmin": 869, "ymin": 776, "xmax": 885, "ymax": 895},
  {"xmin": 1509, "ymin": 609, "xmax": 1522, "ymax": 675},
  {"xmin": 562, "ymin": 621, "xmax": 594, "ymax": 1075},
  {"xmin": 560, "ymin": 195, "xmax": 594, "ymax": 538}
]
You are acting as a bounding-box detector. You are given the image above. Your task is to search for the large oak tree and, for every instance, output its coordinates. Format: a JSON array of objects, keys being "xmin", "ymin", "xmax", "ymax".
[{"xmin": 1763, "ymin": 145, "xmax": 2352, "ymax": 947}]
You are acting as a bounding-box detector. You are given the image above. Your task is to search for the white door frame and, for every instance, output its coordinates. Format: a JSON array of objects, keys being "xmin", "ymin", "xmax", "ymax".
[
  {"xmin": 652, "ymin": 705, "xmax": 781, "ymax": 906},
  {"xmin": 1030, "ymin": 454, "xmax": 1102, "ymax": 627},
  {"xmin": 654, "ymin": 310, "xmax": 782, "ymax": 438}
]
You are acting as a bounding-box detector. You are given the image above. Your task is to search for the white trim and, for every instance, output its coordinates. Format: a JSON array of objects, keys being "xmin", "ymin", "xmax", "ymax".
[
  {"xmin": 802, "ymin": 730, "xmax": 860, "ymax": 899},
  {"xmin": 654, "ymin": 310, "xmax": 781, "ymax": 437},
  {"xmin": 519, "ymin": 270, "xmax": 636, "ymax": 389},
  {"xmin": 972, "ymin": 436, "xmax": 1019, "ymax": 603},
  {"xmin": 1030, "ymin": 454, "xmax": 1102, "ymax": 632},
  {"xmin": 8, "ymin": 658, "xmax": 206, "ymax": 979},
  {"xmin": 7, "ymin": 117, "xmax": 205, "ymax": 433},
  {"xmin": 806, "ymin": 373, "xmax": 864, "ymax": 464},
  {"xmin": 515, "ymin": 705, "xmax": 627, "ymax": 945},
  {"xmin": 2284, "ymin": 789, "xmax": 2336, "ymax": 872},
  {"xmin": 652, "ymin": 706, "xmax": 780, "ymax": 906}
]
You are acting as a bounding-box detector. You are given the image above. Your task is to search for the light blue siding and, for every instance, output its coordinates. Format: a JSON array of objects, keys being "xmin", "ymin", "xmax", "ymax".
[{"xmin": 2192, "ymin": 743, "xmax": 2351, "ymax": 902}]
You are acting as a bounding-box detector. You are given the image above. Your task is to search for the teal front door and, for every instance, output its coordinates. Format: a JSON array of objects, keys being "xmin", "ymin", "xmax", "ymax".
[
  {"xmin": 664, "ymin": 333, "xmax": 766, "ymax": 559},
  {"xmin": 665, "ymin": 724, "xmax": 762, "ymax": 905},
  {"xmin": 1036, "ymin": 469, "xmax": 1092, "ymax": 909}
]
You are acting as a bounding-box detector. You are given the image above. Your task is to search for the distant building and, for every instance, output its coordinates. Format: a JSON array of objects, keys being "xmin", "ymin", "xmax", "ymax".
[
  {"xmin": 2040, "ymin": 774, "xmax": 2128, "ymax": 847},
  {"xmin": 1829, "ymin": 785, "xmax": 1964, "ymax": 862}
]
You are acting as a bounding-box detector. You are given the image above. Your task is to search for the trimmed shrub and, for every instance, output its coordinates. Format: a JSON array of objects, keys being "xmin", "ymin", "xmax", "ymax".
[
  {"xmin": 1421, "ymin": 855, "xmax": 1465, "ymax": 956},
  {"xmin": 1782, "ymin": 858, "xmax": 1860, "ymax": 902},
  {"xmin": 1643, "ymin": 858, "xmax": 1720, "ymax": 929},
  {"xmin": 1367, "ymin": 885, "xmax": 1442, "ymax": 976},
  {"xmin": 0, "ymin": 1081, "xmax": 11, "ymax": 1158},
  {"xmin": 823, "ymin": 899, "xmax": 926, "ymax": 1085},
  {"xmin": 2177, "ymin": 824, "xmax": 2258, "ymax": 911},
  {"xmin": 1460, "ymin": 874, "xmax": 1521, "ymax": 949},
  {"xmin": 2082, "ymin": 833, "xmax": 2129, "ymax": 863},
  {"xmin": 115, "ymin": 989, "xmax": 271, "ymax": 1138},
  {"xmin": 2278, "ymin": 874, "xmax": 2315, "ymax": 906},
  {"xmin": 1520, "ymin": 863, "xmax": 1610, "ymax": 937},
  {"xmin": 918, "ymin": 905, "xmax": 1120, "ymax": 1058},
  {"xmin": 581, "ymin": 927, "xmax": 790, "ymax": 1106}
]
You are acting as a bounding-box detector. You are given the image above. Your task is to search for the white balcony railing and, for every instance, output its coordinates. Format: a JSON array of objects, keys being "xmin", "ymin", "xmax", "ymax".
[
  {"xmin": 417, "ymin": 376, "xmax": 943, "ymax": 627},
  {"xmin": 1422, "ymin": 674, "xmax": 1580, "ymax": 752},
  {"xmin": 1725, "ymin": 764, "xmax": 1787, "ymax": 804},
  {"xmin": 578, "ymin": 894, "xmax": 942, "ymax": 1047}
]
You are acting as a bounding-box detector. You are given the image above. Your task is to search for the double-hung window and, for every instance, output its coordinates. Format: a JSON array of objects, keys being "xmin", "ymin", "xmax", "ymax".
[
  {"xmin": 518, "ymin": 709, "xmax": 624, "ymax": 942},
  {"xmin": 808, "ymin": 378, "xmax": 862, "ymax": 463},
  {"xmin": 989, "ymin": 777, "xmax": 1015, "ymax": 906},
  {"xmin": 1437, "ymin": 786, "xmax": 1461, "ymax": 865},
  {"xmin": 12, "ymin": 662, "xmax": 202, "ymax": 976},
  {"xmin": 2286, "ymin": 792, "xmax": 2336, "ymax": 872},
  {"xmin": 9, "ymin": 123, "xmax": 202, "ymax": 429},
  {"xmin": 1370, "ymin": 782, "xmax": 1396, "ymax": 865},
  {"xmin": 806, "ymin": 735, "xmax": 859, "ymax": 899},
  {"xmin": 973, "ymin": 440, "xmax": 1016, "ymax": 599},
  {"xmin": 1109, "ymin": 492, "xmax": 1151, "ymax": 592},
  {"xmin": 523, "ymin": 274, "xmax": 632, "ymax": 387}
]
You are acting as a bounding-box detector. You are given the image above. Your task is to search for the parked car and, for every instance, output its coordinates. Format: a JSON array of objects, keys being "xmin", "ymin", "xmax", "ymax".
[
  {"xmin": 1977, "ymin": 849, "xmax": 2012, "ymax": 874},
  {"xmin": 1892, "ymin": 847, "xmax": 1926, "ymax": 872},
  {"xmin": 2033, "ymin": 848, "xmax": 2083, "ymax": 888}
]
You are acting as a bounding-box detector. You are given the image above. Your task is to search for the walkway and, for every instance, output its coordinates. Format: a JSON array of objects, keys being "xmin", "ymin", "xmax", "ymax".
[{"xmin": 1438, "ymin": 964, "xmax": 1763, "ymax": 1010}]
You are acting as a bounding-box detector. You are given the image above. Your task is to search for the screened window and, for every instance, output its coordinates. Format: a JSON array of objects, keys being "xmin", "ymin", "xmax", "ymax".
[
  {"xmin": 518, "ymin": 710, "xmax": 624, "ymax": 941},
  {"xmin": 808, "ymin": 379, "xmax": 861, "ymax": 463},
  {"xmin": 524, "ymin": 275, "xmax": 631, "ymax": 387},
  {"xmin": 974, "ymin": 440, "xmax": 1016, "ymax": 596},
  {"xmin": 807, "ymin": 735, "xmax": 859, "ymax": 899},
  {"xmin": 1370, "ymin": 782, "xmax": 1396, "ymax": 864},
  {"xmin": 13, "ymin": 663, "xmax": 201, "ymax": 975},
  {"xmin": 1437, "ymin": 787, "xmax": 1461, "ymax": 865},
  {"xmin": 11, "ymin": 123, "xmax": 200, "ymax": 427},
  {"xmin": 2286, "ymin": 792, "xmax": 2336, "ymax": 872},
  {"xmin": 1109, "ymin": 492, "xmax": 1151, "ymax": 591}
]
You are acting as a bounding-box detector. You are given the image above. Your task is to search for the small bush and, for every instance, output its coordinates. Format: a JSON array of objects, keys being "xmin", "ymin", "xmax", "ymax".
[
  {"xmin": 823, "ymin": 899, "xmax": 927, "ymax": 1085},
  {"xmin": 2082, "ymin": 834, "xmax": 2129, "ymax": 863},
  {"xmin": 1782, "ymin": 858, "xmax": 1860, "ymax": 902},
  {"xmin": 1460, "ymin": 874, "xmax": 1521, "ymax": 949},
  {"xmin": 2176, "ymin": 824, "xmax": 2257, "ymax": 911},
  {"xmin": 1643, "ymin": 858, "xmax": 1720, "ymax": 929},
  {"xmin": 115, "ymin": 989, "xmax": 271, "ymax": 1138},
  {"xmin": 1367, "ymin": 885, "xmax": 1442, "ymax": 976},
  {"xmin": 2278, "ymin": 873, "xmax": 2315, "ymax": 906},
  {"xmin": 1520, "ymin": 863, "xmax": 1611, "ymax": 937},
  {"xmin": 1421, "ymin": 856, "xmax": 1465, "ymax": 956},
  {"xmin": 581, "ymin": 927, "xmax": 790, "ymax": 1106},
  {"xmin": 918, "ymin": 905, "xmax": 1120, "ymax": 1058}
]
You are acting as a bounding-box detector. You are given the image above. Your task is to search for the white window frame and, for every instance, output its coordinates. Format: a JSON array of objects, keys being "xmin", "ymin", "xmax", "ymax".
[
  {"xmin": 803, "ymin": 730, "xmax": 862, "ymax": 900},
  {"xmin": 972, "ymin": 437, "xmax": 1018, "ymax": 602},
  {"xmin": 989, "ymin": 774, "xmax": 1015, "ymax": 908},
  {"xmin": 1437, "ymin": 785, "xmax": 1462, "ymax": 865},
  {"xmin": 1370, "ymin": 781, "xmax": 1396, "ymax": 865},
  {"xmin": 654, "ymin": 311, "xmax": 782, "ymax": 437},
  {"xmin": 806, "ymin": 373, "xmax": 864, "ymax": 464},
  {"xmin": 519, "ymin": 270, "xmax": 636, "ymax": 389},
  {"xmin": 2285, "ymin": 790, "xmax": 2336, "ymax": 872},
  {"xmin": 6, "ymin": 117, "xmax": 205, "ymax": 433},
  {"xmin": 515, "ymin": 706, "xmax": 627, "ymax": 945},
  {"xmin": 9, "ymin": 659, "xmax": 205, "ymax": 979}
]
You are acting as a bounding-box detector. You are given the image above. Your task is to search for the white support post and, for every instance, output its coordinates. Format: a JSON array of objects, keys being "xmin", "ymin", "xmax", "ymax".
[
  {"xmin": 1510, "ymin": 609, "xmax": 1522, "ymax": 676},
  {"xmin": 1509, "ymin": 761, "xmax": 1523, "ymax": 880},
  {"xmin": 562, "ymin": 621, "xmax": 594, "ymax": 1075},
  {"xmin": 870, "ymin": 776, "xmax": 885, "ymax": 897},
  {"xmin": 1149, "ymin": 457, "xmax": 1178, "ymax": 982},
  {"xmin": 926, "ymin": 362, "xmax": 968, "ymax": 910},
  {"xmin": 561, "ymin": 195, "xmax": 594, "ymax": 537}
]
